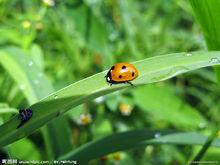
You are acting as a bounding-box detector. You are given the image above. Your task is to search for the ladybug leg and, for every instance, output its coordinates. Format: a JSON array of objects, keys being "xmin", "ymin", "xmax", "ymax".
[
  {"xmin": 56, "ymin": 111, "xmax": 62, "ymax": 117},
  {"xmin": 17, "ymin": 121, "xmax": 25, "ymax": 129},
  {"xmin": 126, "ymin": 81, "xmax": 133, "ymax": 86}
]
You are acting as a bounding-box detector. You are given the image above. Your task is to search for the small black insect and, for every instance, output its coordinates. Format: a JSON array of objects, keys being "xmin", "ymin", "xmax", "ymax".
[{"xmin": 17, "ymin": 108, "xmax": 33, "ymax": 128}]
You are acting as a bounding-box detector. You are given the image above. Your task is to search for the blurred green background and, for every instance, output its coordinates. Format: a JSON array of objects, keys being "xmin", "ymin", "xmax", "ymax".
[{"xmin": 0, "ymin": 0, "xmax": 220, "ymax": 164}]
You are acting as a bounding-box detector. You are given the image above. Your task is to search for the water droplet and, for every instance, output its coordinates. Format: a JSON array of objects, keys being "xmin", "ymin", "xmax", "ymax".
[
  {"xmin": 185, "ymin": 53, "xmax": 192, "ymax": 57},
  {"xmin": 34, "ymin": 80, "xmax": 39, "ymax": 85},
  {"xmin": 54, "ymin": 95, "xmax": 58, "ymax": 99},
  {"xmin": 19, "ymin": 84, "xmax": 26, "ymax": 90},
  {"xmin": 28, "ymin": 61, "xmax": 33, "ymax": 66},
  {"xmin": 94, "ymin": 96, "xmax": 105, "ymax": 104},
  {"xmin": 209, "ymin": 58, "xmax": 220, "ymax": 64},
  {"xmin": 154, "ymin": 132, "xmax": 161, "ymax": 138},
  {"xmin": 38, "ymin": 72, "xmax": 43, "ymax": 77}
]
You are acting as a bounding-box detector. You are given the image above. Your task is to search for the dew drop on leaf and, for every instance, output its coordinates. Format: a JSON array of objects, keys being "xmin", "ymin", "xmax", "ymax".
[
  {"xmin": 209, "ymin": 57, "xmax": 220, "ymax": 64},
  {"xmin": 94, "ymin": 96, "xmax": 105, "ymax": 104},
  {"xmin": 38, "ymin": 72, "xmax": 43, "ymax": 77},
  {"xmin": 19, "ymin": 84, "xmax": 26, "ymax": 90},
  {"xmin": 185, "ymin": 53, "xmax": 192, "ymax": 57},
  {"xmin": 34, "ymin": 80, "xmax": 39, "ymax": 85},
  {"xmin": 28, "ymin": 61, "xmax": 33, "ymax": 66},
  {"xmin": 154, "ymin": 132, "xmax": 161, "ymax": 138}
]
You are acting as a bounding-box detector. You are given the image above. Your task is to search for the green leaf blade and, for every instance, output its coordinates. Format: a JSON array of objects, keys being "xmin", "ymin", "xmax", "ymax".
[
  {"xmin": 59, "ymin": 129, "xmax": 220, "ymax": 163},
  {"xmin": 1, "ymin": 51, "xmax": 220, "ymax": 148}
]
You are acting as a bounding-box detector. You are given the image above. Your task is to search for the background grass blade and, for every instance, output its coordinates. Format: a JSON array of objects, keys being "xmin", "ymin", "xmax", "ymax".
[
  {"xmin": 190, "ymin": 0, "xmax": 220, "ymax": 84},
  {"xmin": 0, "ymin": 103, "xmax": 17, "ymax": 115},
  {"xmin": 1, "ymin": 51, "xmax": 220, "ymax": 148},
  {"xmin": 132, "ymin": 84, "xmax": 206, "ymax": 128},
  {"xmin": 0, "ymin": 47, "xmax": 72, "ymax": 158},
  {"xmin": 189, "ymin": 0, "xmax": 220, "ymax": 50},
  {"xmin": 189, "ymin": 0, "xmax": 220, "ymax": 161},
  {"xmin": 0, "ymin": 47, "xmax": 52, "ymax": 103},
  {"xmin": 59, "ymin": 129, "xmax": 220, "ymax": 163}
]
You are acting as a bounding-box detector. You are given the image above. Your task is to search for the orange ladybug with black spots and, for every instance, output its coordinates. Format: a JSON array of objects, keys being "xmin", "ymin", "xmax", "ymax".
[{"xmin": 105, "ymin": 63, "xmax": 138, "ymax": 86}]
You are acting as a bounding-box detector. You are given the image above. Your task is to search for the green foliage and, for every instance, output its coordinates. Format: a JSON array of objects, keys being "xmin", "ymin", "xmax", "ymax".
[
  {"xmin": 1, "ymin": 50, "xmax": 220, "ymax": 149},
  {"xmin": 59, "ymin": 129, "xmax": 220, "ymax": 163},
  {"xmin": 8, "ymin": 138, "xmax": 41, "ymax": 160},
  {"xmin": 0, "ymin": 0, "xmax": 220, "ymax": 164},
  {"xmin": 132, "ymin": 84, "xmax": 206, "ymax": 128},
  {"xmin": 189, "ymin": 0, "xmax": 220, "ymax": 162}
]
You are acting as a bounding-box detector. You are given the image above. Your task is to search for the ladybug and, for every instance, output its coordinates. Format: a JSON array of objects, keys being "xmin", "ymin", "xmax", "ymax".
[
  {"xmin": 105, "ymin": 63, "xmax": 138, "ymax": 86},
  {"xmin": 17, "ymin": 108, "xmax": 33, "ymax": 128}
]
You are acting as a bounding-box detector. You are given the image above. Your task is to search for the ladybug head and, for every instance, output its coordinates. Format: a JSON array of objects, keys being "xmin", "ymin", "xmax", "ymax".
[
  {"xmin": 105, "ymin": 70, "xmax": 112, "ymax": 83},
  {"xmin": 106, "ymin": 75, "xmax": 111, "ymax": 83}
]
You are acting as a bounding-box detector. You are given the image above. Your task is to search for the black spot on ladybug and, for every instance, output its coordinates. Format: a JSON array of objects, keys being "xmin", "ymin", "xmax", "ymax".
[
  {"xmin": 111, "ymin": 66, "xmax": 115, "ymax": 70},
  {"xmin": 122, "ymin": 66, "xmax": 126, "ymax": 69},
  {"xmin": 119, "ymin": 75, "xmax": 122, "ymax": 78},
  {"xmin": 132, "ymin": 72, "xmax": 135, "ymax": 77}
]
